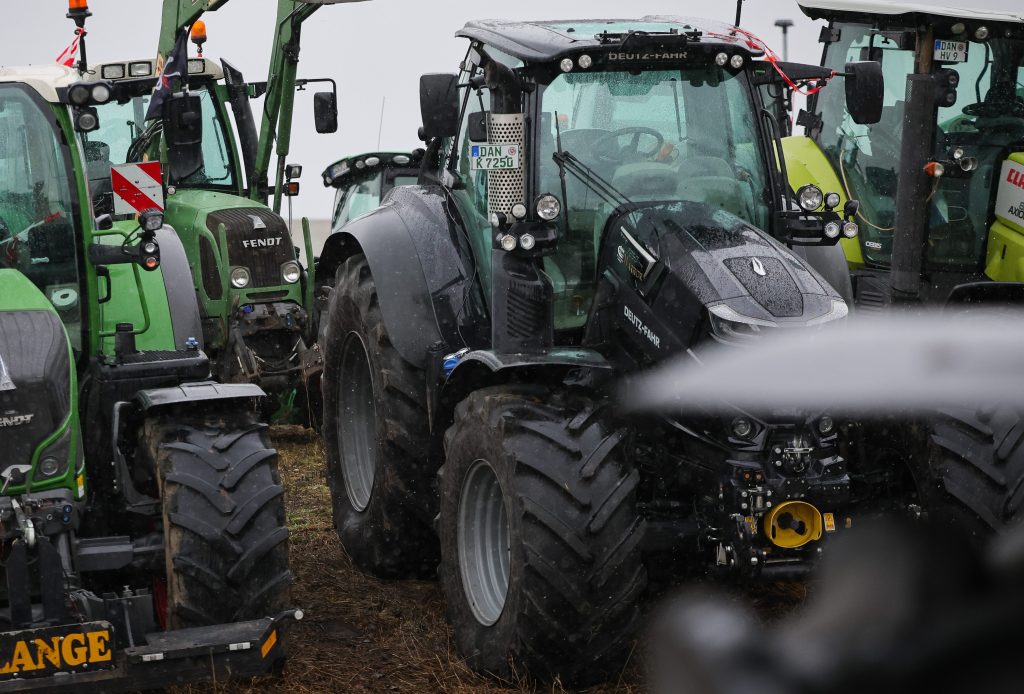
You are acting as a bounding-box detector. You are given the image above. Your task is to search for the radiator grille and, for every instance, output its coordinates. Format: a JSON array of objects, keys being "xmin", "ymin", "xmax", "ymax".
[{"xmin": 206, "ymin": 208, "xmax": 295, "ymax": 289}]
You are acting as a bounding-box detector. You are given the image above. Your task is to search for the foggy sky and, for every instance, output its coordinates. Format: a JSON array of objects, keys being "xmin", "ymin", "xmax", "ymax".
[{"xmin": 6, "ymin": 1, "xmax": 1020, "ymax": 220}]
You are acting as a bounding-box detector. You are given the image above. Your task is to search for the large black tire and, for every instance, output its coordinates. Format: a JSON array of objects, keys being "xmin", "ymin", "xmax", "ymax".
[
  {"xmin": 924, "ymin": 405, "xmax": 1024, "ymax": 539},
  {"xmin": 142, "ymin": 410, "xmax": 291, "ymax": 629},
  {"xmin": 321, "ymin": 254, "xmax": 437, "ymax": 578},
  {"xmin": 438, "ymin": 385, "xmax": 646, "ymax": 685}
]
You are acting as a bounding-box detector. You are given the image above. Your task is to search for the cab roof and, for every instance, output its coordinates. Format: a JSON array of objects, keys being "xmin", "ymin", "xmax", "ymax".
[
  {"xmin": 456, "ymin": 16, "xmax": 762, "ymax": 63},
  {"xmin": 799, "ymin": 1, "xmax": 1024, "ymax": 26},
  {"xmin": 0, "ymin": 65, "xmax": 80, "ymax": 102}
]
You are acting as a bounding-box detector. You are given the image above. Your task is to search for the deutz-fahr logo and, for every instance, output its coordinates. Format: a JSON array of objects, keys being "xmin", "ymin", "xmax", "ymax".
[{"xmin": 608, "ymin": 51, "xmax": 687, "ymax": 61}]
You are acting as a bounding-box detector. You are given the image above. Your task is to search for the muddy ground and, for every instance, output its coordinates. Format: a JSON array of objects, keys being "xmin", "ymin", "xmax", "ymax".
[{"xmin": 184, "ymin": 426, "xmax": 802, "ymax": 694}]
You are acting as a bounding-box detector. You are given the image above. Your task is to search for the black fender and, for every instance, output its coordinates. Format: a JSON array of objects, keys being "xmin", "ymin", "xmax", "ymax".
[
  {"xmin": 316, "ymin": 185, "xmax": 479, "ymax": 369},
  {"xmin": 133, "ymin": 381, "xmax": 266, "ymax": 413},
  {"xmin": 431, "ymin": 348, "xmax": 613, "ymax": 450},
  {"xmin": 791, "ymin": 242, "xmax": 854, "ymax": 306},
  {"xmin": 157, "ymin": 225, "xmax": 204, "ymax": 350}
]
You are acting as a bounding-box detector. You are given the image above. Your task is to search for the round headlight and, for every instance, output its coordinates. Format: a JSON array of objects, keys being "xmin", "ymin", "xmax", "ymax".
[
  {"xmin": 519, "ymin": 233, "xmax": 536, "ymax": 251},
  {"xmin": 142, "ymin": 241, "xmax": 158, "ymax": 254},
  {"xmin": 578, "ymin": 54, "xmax": 593, "ymax": 69},
  {"xmin": 91, "ymin": 83, "xmax": 112, "ymax": 104},
  {"xmin": 975, "ymin": 26, "xmax": 990, "ymax": 41},
  {"xmin": 40, "ymin": 457, "xmax": 61, "ymax": 477},
  {"xmin": 731, "ymin": 417, "xmax": 754, "ymax": 439},
  {"xmin": 281, "ymin": 260, "xmax": 301, "ymax": 284},
  {"xmin": 499, "ymin": 234, "xmax": 517, "ymax": 252},
  {"xmin": 824, "ymin": 192, "xmax": 841, "ymax": 210},
  {"xmin": 68, "ymin": 84, "xmax": 91, "ymax": 105},
  {"xmin": 230, "ymin": 267, "xmax": 251, "ymax": 289},
  {"xmin": 560, "ymin": 58, "xmax": 574, "ymax": 73},
  {"xmin": 818, "ymin": 416, "xmax": 835, "ymax": 435},
  {"xmin": 355, "ymin": 160, "xmax": 365, "ymax": 169},
  {"xmin": 797, "ymin": 184, "xmax": 824, "ymax": 212},
  {"xmin": 536, "ymin": 194, "xmax": 561, "ymax": 221},
  {"xmin": 511, "ymin": 203, "xmax": 527, "ymax": 220},
  {"xmin": 842, "ymin": 221, "xmax": 859, "ymax": 239},
  {"xmin": 730, "ymin": 54, "xmax": 745, "ymax": 70},
  {"xmin": 959, "ymin": 157, "xmax": 979, "ymax": 172},
  {"xmin": 715, "ymin": 52, "xmax": 729, "ymax": 67},
  {"xmin": 76, "ymin": 111, "xmax": 99, "ymax": 132},
  {"xmin": 824, "ymin": 221, "xmax": 841, "ymax": 239}
]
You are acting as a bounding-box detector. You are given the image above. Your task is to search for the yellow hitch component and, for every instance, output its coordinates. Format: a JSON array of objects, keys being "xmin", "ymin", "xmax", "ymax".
[{"xmin": 764, "ymin": 500, "xmax": 824, "ymax": 549}]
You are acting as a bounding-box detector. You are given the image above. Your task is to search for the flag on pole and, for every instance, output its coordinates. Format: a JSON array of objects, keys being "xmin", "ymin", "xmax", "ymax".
[
  {"xmin": 56, "ymin": 29, "xmax": 84, "ymax": 68},
  {"xmin": 145, "ymin": 27, "xmax": 190, "ymax": 121}
]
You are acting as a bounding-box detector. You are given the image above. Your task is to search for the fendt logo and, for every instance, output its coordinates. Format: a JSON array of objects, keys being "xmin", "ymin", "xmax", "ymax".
[
  {"xmin": 0, "ymin": 413, "xmax": 33, "ymax": 429},
  {"xmin": 241, "ymin": 237, "xmax": 283, "ymax": 249}
]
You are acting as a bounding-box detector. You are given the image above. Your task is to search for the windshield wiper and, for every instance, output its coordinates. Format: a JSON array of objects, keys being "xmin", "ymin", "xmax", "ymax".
[{"xmin": 551, "ymin": 111, "xmax": 631, "ymax": 212}]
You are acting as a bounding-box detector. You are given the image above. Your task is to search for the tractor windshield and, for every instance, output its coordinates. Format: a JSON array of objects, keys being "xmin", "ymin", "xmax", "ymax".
[
  {"xmin": 0, "ymin": 83, "xmax": 82, "ymax": 347},
  {"xmin": 539, "ymin": 67, "xmax": 772, "ymax": 234},
  {"xmin": 816, "ymin": 24, "xmax": 1024, "ymax": 271},
  {"xmin": 83, "ymin": 82, "xmax": 237, "ymax": 215}
]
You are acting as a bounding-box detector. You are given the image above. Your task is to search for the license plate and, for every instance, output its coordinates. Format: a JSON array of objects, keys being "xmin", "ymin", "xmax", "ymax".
[
  {"xmin": 934, "ymin": 40, "xmax": 968, "ymax": 63},
  {"xmin": 0, "ymin": 621, "xmax": 115, "ymax": 680},
  {"xmin": 470, "ymin": 144, "xmax": 521, "ymax": 171}
]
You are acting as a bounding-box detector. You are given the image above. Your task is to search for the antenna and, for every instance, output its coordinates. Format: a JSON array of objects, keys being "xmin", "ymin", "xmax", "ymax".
[
  {"xmin": 735, "ymin": 0, "xmax": 745, "ymax": 27},
  {"xmin": 376, "ymin": 96, "xmax": 386, "ymax": 150}
]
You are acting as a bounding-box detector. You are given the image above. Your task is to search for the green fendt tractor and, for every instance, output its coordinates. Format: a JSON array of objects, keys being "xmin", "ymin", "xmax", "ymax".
[
  {"xmin": 784, "ymin": 1, "xmax": 1024, "ymax": 536},
  {"xmin": 0, "ymin": 44, "xmax": 294, "ymax": 691},
  {"xmin": 314, "ymin": 14, "xmax": 921, "ymax": 684},
  {"xmin": 77, "ymin": 0, "xmax": 362, "ymax": 422},
  {"xmin": 322, "ymin": 151, "xmax": 424, "ymax": 234}
]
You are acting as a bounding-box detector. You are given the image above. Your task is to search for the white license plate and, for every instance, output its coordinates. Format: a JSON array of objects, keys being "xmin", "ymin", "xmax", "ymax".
[
  {"xmin": 470, "ymin": 144, "xmax": 521, "ymax": 171},
  {"xmin": 934, "ymin": 40, "xmax": 968, "ymax": 63}
]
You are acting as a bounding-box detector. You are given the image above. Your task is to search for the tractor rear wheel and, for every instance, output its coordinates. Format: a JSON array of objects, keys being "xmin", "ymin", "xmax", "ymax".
[
  {"xmin": 321, "ymin": 254, "xmax": 437, "ymax": 578},
  {"xmin": 438, "ymin": 385, "xmax": 645, "ymax": 684},
  {"xmin": 142, "ymin": 410, "xmax": 291, "ymax": 629},
  {"xmin": 923, "ymin": 405, "xmax": 1024, "ymax": 540}
]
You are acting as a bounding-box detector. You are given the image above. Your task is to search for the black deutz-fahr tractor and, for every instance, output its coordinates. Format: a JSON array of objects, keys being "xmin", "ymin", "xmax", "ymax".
[{"xmin": 316, "ymin": 16, "xmax": 896, "ymax": 683}]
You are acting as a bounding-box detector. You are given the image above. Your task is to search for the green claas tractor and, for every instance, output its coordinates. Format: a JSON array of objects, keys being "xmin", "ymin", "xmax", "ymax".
[
  {"xmin": 0, "ymin": 43, "xmax": 294, "ymax": 693},
  {"xmin": 313, "ymin": 14, "xmax": 945, "ymax": 684},
  {"xmin": 784, "ymin": 1, "xmax": 1024, "ymax": 537},
  {"xmin": 322, "ymin": 150, "xmax": 424, "ymax": 234},
  {"xmin": 73, "ymin": 0, "xmax": 363, "ymax": 423}
]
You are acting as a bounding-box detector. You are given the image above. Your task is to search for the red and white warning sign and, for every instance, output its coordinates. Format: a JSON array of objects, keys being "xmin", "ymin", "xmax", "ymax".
[{"xmin": 111, "ymin": 162, "xmax": 165, "ymax": 215}]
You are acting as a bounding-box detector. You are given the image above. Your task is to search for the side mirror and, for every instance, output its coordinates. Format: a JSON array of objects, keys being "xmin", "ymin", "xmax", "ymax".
[
  {"xmin": 845, "ymin": 61, "xmax": 884, "ymax": 125},
  {"xmin": 467, "ymin": 111, "xmax": 488, "ymax": 143},
  {"xmin": 162, "ymin": 93, "xmax": 204, "ymax": 181},
  {"xmin": 419, "ymin": 73, "xmax": 460, "ymax": 141},
  {"xmin": 314, "ymin": 92, "xmax": 338, "ymax": 134}
]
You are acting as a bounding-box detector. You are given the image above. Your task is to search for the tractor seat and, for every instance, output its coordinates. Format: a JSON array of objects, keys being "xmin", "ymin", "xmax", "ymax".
[
  {"xmin": 678, "ymin": 155, "xmax": 735, "ymax": 180},
  {"xmin": 611, "ymin": 163, "xmax": 679, "ymax": 199},
  {"xmin": 678, "ymin": 176, "xmax": 753, "ymax": 220}
]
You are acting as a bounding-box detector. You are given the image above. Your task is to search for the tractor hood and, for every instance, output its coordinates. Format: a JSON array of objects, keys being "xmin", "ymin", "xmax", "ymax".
[
  {"xmin": 0, "ymin": 270, "xmax": 74, "ymax": 472},
  {"xmin": 604, "ymin": 202, "xmax": 845, "ymax": 326}
]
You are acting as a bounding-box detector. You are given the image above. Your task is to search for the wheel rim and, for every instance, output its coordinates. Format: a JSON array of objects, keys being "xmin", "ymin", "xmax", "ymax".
[
  {"xmin": 457, "ymin": 459, "xmax": 510, "ymax": 626},
  {"xmin": 337, "ymin": 332, "xmax": 377, "ymax": 512}
]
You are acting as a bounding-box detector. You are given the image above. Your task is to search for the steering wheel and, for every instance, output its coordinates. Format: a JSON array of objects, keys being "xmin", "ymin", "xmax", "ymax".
[
  {"xmin": 593, "ymin": 127, "xmax": 666, "ymax": 164},
  {"xmin": 963, "ymin": 95, "xmax": 1024, "ymax": 119}
]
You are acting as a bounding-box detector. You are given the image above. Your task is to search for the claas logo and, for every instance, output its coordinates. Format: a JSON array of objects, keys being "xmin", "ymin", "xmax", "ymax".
[{"xmin": 0, "ymin": 631, "xmax": 111, "ymax": 674}]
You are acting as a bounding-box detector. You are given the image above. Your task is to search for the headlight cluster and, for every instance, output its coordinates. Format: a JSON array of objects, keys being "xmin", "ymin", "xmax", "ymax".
[{"xmin": 709, "ymin": 300, "xmax": 848, "ymax": 345}]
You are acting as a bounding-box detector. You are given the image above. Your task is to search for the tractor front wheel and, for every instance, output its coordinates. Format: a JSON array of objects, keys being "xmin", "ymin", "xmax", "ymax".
[
  {"xmin": 438, "ymin": 385, "xmax": 646, "ymax": 685},
  {"xmin": 142, "ymin": 410, "xmax": 291, "ymax": 629},
  {"xmin": 321, "ymin": 254, "xmax": 437, "ymax": 578},
  {"xmin": 922, "ymin": 405, "xmax": 1024, "ymax": 541}
]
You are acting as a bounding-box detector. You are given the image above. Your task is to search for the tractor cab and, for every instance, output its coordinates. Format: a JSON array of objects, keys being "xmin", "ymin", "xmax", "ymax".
[
  {"xmin": 430, "ymin": 17, "xmax": 868, "ymax": 339},
  {"xmin": 322, "ymin": 150, "xmax": 423, "ymax": 233},
  {"xmin": 796, "ymin": 1, "xmax": 1024, "ymax": 296}
]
